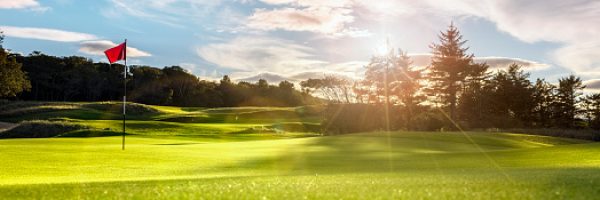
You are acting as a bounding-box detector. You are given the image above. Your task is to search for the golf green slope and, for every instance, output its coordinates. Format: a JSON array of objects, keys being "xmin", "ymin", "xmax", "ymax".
[{"xmin": 1, "ymin": 132, "xmax": 599, "ymax": 199}]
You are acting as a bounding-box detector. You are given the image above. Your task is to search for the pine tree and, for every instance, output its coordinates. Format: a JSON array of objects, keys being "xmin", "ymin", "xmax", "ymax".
[
  {"xmin": 581, "ymin": 94, "xmax": 600, "ymax": 129},
  {"xmin": 428, "ymin": 23, "xmax": 477, "ymax": 121},
  {"xmin": 532, "ymin": 79, "xmax": 556, "ymax": 127},
  {"xmin": 555, "ymin": 75, "xmax": 585, "ymax": 128}
]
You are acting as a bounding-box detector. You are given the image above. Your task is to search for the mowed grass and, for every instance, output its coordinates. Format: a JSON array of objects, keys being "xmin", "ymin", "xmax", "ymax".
[
  {"xmin": 2, "ymin": 102, "xmax": 600, "ymax": 199},
  {"xmin": 1, "ymin": 132, "xmax": 600, "ymax": 199}
]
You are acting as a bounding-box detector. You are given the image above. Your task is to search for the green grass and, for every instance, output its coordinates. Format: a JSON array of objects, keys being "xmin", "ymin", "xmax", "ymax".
[
  {"xmin": 0, "ymin": 132, "xmax": 599, "ymax": 199},
  {"xmin": 1, "ymin": 101, "xmax": 600, "ymax": 199}
]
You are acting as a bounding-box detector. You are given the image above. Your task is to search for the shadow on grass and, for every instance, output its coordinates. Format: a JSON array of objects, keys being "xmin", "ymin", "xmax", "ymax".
[
  {"xmin": 59, "ymin": 130, "xmax": 127, "ymax": 137},
  {"xmin": 219, "ymin": 132, "xmax": 600, "ymax": 176}
]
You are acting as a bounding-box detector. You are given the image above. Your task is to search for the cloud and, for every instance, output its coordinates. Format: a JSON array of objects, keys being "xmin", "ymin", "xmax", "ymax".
[
  {"xmin": 408, "ymin": 54, "xmax": 549, "ymax": 71},
  {"xmin": 103, "ymin": 0, "xmax": 233, "ymax": 28},
  {"xmin": 359, "ymin": 0, "xmax": 600, "ymax": 76},
  {"xmin": 584, "ymin": 79, "xmax": 600, "ymax": 91},
  {"xmin": 234, "ymin": 71, "xmax": 357, "ymax": 84},
  {"xmin": 179, "ymin": 63, "xmax": 197, "ymax": 74},
  {"xmin": 197, "ymin": 36, "xmax": 326, "ymax": 73},
  {"xmin": 247, "ymin": 7, "xmax": 361, "ymax": 36},
  {"xmin": 259, "ymin": 0, "xmax": 352, "ymax": 8},
  {"xmin": 0, "ymin": 26, "xmax": 97, "ymax": 42},
  {"xmin": 474, "ymin": 57, "xmax": 550, "ymax": 71},
  {"xmin": 249, "ymin": 0, "xmax": 368, "ymax": 37},
  {"xmin": 79, "ymin": 40, "xmax": 151, "ymax": 57},
  {"xmin": 237, "ymin": 72, "xmax": 294, "ymax": 83},
  {"xmin": 0, "ymin": 0, "xmax": 48, "ymax": 11},
  {"xmin": 469, "ymin": 1, "xmax": 600, "ymax": 75}
]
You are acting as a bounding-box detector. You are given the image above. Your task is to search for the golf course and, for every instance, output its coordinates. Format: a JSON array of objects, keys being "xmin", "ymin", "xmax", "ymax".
[{"xmin": 1, "ymin": 102, "xmax": 599, "ymax": 199}]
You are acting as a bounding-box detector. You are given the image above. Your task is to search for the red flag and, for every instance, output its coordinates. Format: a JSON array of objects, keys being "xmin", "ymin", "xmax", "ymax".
[{"xmin": 104, "ymin": 42, "xmax": 126, "ymax": 64}]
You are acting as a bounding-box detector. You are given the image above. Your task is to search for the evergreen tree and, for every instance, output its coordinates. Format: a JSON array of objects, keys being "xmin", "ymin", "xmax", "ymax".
[
  {"xmin": 457, "ymin": 63, "xmax": 491, "ymax": 128},
  {"xmin": 532, "ymin": 78, "xmax": 556, "ymax": 127},
  {"xmin": 487, "ymin": 64, "xmax": 535, "ymax": 127},
  {"xmin": 555, "ymin": 75, "xmax": 585, "ymax": 128},
  {"xmin": 390, "ymin": 50, "xmax": 426, "ymax": 129},
  {"xmin": 581, "ymin": 94, "xmax": 600, "ymax": 129},
  {"xmin": 428, "ymin": 23, "xmax": 478, "ymax": 121}
]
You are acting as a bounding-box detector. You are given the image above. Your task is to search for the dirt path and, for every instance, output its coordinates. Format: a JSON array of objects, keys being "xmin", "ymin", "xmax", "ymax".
[{"xmin": 0, "ymin": 121, "xmax": 17, "ymax": 132}]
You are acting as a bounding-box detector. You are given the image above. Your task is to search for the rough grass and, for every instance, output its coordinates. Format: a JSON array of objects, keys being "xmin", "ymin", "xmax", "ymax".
[
  {"xmin": 0, "ymin": 120, "xmax": 88, "ymax": 138},
  {"xmin": 0, "ymin": 132, "xmax": 598, "ymax": 199}
]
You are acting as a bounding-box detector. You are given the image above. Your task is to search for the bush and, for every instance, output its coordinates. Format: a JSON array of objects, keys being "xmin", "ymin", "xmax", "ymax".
[{"xmin": 0, "ymin": 120, "xmax": 88, "ymax": 138}]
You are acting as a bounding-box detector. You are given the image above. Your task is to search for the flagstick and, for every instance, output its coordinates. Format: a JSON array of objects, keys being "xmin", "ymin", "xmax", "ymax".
[{"xmin": 122, "ymin": 39, "xmax": 127, "ymax": 151}]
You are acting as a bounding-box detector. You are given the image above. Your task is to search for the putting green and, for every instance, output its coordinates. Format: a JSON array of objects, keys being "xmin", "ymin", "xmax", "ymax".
[{"xmin": 1, "ymin": 131, "xmax": 599, "ymax": 199}]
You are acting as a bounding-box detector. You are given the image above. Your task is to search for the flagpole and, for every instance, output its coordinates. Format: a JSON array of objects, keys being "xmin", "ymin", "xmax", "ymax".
[{"xmin": 122, "ymin": 39, "xmax": 127, "ymax": 151}]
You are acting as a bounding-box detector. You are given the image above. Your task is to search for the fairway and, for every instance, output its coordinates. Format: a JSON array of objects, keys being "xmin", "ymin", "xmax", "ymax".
[{"xmin": 1, "ymin": 131, "xmax": 600, "ymax": 199}]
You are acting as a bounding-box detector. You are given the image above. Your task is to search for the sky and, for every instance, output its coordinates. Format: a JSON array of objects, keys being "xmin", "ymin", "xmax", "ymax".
[{"xmin": 1, "ymin": 0, "xmax": 599, "ymax": 90}]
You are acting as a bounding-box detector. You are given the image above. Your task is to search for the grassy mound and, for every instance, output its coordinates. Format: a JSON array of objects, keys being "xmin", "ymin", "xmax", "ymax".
[
  {"xmin": 0, "ymin": 120, "xmax": 88, "ymax": 138},
  {"xmin": 0, "ymin": 101, "xmax": 163, "ymax": 122},
  {"xmin": 82, "ymin": 102, "xmax": 160, "ymax": 115},
  {"xmin": 0, "ymin": 102, "xmax": 80, "ymax": 118}
]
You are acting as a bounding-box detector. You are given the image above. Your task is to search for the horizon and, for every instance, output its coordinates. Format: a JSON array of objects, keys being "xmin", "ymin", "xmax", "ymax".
[{"xmin": 1, "ymin": 0, "xmax": 599, "ymax": 90}]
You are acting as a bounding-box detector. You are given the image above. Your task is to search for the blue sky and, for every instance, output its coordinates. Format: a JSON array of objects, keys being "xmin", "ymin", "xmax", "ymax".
[{"xmin": 1, "ymin": 0, "xmax": 599, "ymax": 90}]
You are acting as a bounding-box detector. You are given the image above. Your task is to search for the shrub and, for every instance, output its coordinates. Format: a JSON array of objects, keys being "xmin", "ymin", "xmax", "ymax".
[{"xmin": 0, "ymin": 120, "xmax": 88, "ymax": 138}]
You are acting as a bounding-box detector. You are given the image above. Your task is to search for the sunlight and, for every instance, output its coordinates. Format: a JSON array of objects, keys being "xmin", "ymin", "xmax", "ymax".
[{"xmin": 371, "ymin": 38, "xmax": 392, "ymax": 57}]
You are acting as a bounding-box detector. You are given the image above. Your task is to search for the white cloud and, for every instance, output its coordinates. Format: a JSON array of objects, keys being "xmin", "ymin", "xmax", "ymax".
[
  {"xmin": 0, "ymin": 0, "xmax": 38, "ymax": 9},
  {"xmin": 358, "ymin": 0, "xmax": 600, "ymax": 76},
  {"xmin": 79, "ymin": 40, "xmax": 151, "ymax": 57},
  {"xmin": 197, "ymin": 36, "xmax": 326, "ymax": 73},
  {"xmin": 470, "ymin": 1, "xmax": 600, "ymax": 75},
  {"xmin": 249, "ymin": 0, "xmax": 369, "ymax": 38},
  {"xmin": 197, "ymin": 35, "xmax": 548, "ymax": 80},
  {"xmin": 0, "ymin": 26, "xmax": 97, "ymax": 42},
  {"xmin": 474, "ymin": 57, "xmax": 550, "ymax": 71},
  {"xmin": 408, "ymin": 54, "xmax": 549, "ymax": 71},
  {"xmin": 103, "ymin": 0, "xmax": 231, "ymax": 28},
  {"xmin": 0, "ymin": 0, "xmax": 48, "ymax": 11},
  {"xmin": 584, "ymin": 79, "xmax": 600, "ymax": 91},
  {"xmin": 248, "ymin": 7, "xmax": 353, "ymax": 34},
  {"xmin": 259, "ymin": 0, "xmax": 352, "ymax": 8}
]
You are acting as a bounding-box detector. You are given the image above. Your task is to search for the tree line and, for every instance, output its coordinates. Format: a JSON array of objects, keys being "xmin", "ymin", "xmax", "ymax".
[
  {"xmin": 306, "ymin": 24, "xmax": 600, "ymax": 133},
  {"xmin": 0, "ymin": 36, "xmax": 319, "ymax": 107}
]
